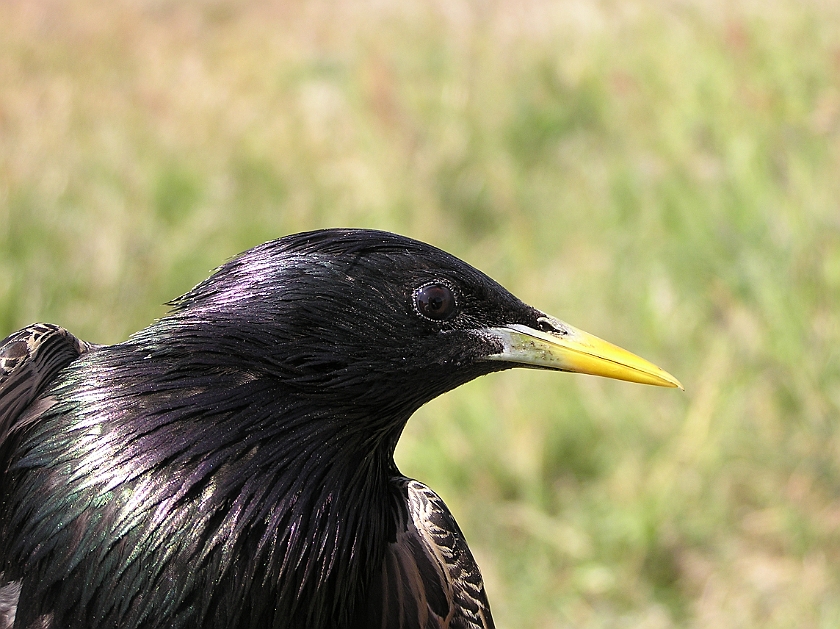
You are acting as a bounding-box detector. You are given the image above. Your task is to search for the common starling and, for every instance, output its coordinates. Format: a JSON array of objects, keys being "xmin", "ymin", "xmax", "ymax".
[{"xmin": 0, "ymin": 229, "xmax": 680, "ymax": 629}]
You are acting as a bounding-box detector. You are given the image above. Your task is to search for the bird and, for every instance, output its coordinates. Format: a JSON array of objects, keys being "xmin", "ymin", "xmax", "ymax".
[{"xmin": 0, "ymin": 228, "xmax": 681, "ymax": 629}]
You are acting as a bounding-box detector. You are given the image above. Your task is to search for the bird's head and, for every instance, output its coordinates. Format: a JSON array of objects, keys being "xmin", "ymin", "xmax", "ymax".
[{"xmin": 148, "ymin": 229, "xmax": 679, "ymax": 431}]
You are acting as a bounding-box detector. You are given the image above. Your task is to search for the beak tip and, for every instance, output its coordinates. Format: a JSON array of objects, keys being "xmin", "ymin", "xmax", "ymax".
[
  {"xmin": 655, "ymin": 370, "xmax": 683, "ymax": 390},
  {"xmin": 664, "ymin": 375, "xmax": 684, "ymax": 391}
]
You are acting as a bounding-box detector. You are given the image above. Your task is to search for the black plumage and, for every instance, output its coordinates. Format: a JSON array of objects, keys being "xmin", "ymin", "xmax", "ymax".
[{"xmin": 0, "ymin": 229, "xmax": 680, "ymax": 629}]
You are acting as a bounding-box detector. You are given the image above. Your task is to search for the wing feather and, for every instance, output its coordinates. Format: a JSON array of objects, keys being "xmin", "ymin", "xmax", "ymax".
[
  {"xmin": 358, "ymin": 477, "xmax": 495, "ymax": 629},
  {"xmin": 0, "ymin": 323, "xmax": 94, "ymax": 629},
  {"xmin": 0, "ymin": 323, "xmax": 95, "ymax": 457}
]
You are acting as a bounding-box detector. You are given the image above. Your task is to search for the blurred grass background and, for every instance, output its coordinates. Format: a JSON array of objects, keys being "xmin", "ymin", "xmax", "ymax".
[{"xmin": 2, "ymin": 0, "xmax": 840, "ymax": 626}]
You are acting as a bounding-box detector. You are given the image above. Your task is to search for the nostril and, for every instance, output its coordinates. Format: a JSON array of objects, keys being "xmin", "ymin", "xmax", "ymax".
[
  {"xmin": 536, "ymin": 316, "xmax": 572, "ymax": 336},
  {"xmin": 536, "ymin": 316, "xmax": 565, "ymax": 334}
]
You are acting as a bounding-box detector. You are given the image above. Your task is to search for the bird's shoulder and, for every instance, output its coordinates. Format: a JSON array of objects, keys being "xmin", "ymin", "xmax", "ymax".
[
  {"xmin": 0, "ymin": 323, "xmax": 95, "ymax": 456},
  {"xmin": 357, "ymin": 476, "xmax": 495, "ymax": 629}
]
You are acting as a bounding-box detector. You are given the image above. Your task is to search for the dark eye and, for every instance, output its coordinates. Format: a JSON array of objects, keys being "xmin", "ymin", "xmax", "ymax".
[{"xmin": 414, "ymin": 282, "xmax": 457, "ymax": 321}]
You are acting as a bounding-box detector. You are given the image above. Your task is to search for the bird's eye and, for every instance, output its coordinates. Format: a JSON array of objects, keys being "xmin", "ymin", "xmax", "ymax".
[{"xmin": 414, "ymin": 283, "xmax": 457, "ymax": 321}]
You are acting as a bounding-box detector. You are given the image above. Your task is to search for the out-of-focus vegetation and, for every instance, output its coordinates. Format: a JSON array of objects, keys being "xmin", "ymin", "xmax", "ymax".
[{"xmin": 2, "ymin": 0, "xmax": 840, "ymax": 626}]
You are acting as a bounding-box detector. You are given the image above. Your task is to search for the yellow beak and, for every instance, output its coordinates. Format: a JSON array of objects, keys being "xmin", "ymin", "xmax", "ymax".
[{"xmin": 485, "ymin": 316, "xmax": 682, "ymax": 389}]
